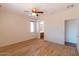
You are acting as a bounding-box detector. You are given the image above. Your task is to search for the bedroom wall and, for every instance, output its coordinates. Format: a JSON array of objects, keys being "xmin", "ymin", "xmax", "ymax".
[
  {"xmin": 0, "ymin": 11, "xmax": 36, "ymax": 47},
  {"xmin": 39, "ymin": 7, "xmax": 79, "ymax": 45}
]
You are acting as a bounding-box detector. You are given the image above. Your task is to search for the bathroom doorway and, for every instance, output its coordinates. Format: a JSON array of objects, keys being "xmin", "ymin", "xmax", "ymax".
[{"xmin": 39, "ymin": 21, "xmax": 44, "ymax": 40}]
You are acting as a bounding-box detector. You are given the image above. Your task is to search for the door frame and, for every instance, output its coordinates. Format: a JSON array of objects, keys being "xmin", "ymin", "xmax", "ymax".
[{"xmin": 64, "ymin": 18, "xmax": 78, "ymax": 47}]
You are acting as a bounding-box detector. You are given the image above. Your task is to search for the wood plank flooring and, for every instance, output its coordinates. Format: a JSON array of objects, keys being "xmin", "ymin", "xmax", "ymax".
[{"xmin": 0, "ymin": 39, "xmax": 79, "ymax": 56}]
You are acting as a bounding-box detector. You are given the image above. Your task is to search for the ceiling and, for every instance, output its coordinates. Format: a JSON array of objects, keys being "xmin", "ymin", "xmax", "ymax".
[{"xmin": 0, "ymin": 3, "xmax": 79, "ymax": 16}]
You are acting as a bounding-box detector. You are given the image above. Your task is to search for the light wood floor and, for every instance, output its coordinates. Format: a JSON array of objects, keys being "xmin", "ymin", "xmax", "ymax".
[{"xmin": 0, "ymin": 39, "xmax": 79, "ymax": 56}]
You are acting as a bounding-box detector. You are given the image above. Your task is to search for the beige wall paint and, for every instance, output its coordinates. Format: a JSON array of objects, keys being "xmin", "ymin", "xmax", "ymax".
[{"xmin": 0, "ymin": 11, "xmax": 36, "ymax": 47}]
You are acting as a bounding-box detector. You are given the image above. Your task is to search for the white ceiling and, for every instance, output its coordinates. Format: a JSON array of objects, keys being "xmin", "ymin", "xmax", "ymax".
[{"xmin": 0, "ymin": 3, "xmax": 79, "ymax": 15}]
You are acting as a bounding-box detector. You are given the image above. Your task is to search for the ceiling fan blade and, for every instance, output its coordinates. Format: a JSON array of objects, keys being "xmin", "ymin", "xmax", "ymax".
[
  {"xmin": 36, "ymin": 11, "xmax": 44, "ymax": 13},
  {"xmin": 32, "ymin": 10, "xmax": 44, "ymax": 13}
]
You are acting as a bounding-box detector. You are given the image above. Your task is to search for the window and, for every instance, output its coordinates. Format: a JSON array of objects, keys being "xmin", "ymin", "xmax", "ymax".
[{"xmin": 30, "ymin": 22, "xmax": 34, "ymax": 32}]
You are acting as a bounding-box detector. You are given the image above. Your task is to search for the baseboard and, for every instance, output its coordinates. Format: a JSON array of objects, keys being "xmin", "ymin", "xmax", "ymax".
[
  {"xmin": 0, "ymin": 38, "xmax": 37, "ymax": 48},
  {"xmin": 65, "ymin": 41, "xmax": 76, "ymax": 47}
]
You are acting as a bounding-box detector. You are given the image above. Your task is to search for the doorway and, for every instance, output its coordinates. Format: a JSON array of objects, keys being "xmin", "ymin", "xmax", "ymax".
[
  {"xmin": 65, "ymin": 19, "xmax": 77, "ymax": 47},
  {"xmin": 39, "ymin": 21, "xmax": 44, "ymax": 40}
]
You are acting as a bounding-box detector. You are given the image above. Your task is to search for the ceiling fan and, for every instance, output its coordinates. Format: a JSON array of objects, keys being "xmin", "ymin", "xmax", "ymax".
[
  {"xmin": 24, "ymin": 8, "xmax": 44, "ymax": 16},
  {"xmin": 32, "ymin": 8, "xmax": 44, "ymax": 13}
]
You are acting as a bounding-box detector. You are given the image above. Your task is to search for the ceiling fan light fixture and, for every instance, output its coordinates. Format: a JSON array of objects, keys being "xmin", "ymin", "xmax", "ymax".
[
  {"xmin": 32, "ymin": 8, "xmax": 36, "ymax": 12},
  {"xmin": 32, "ymin": 13, "xmax": 36, "ymax": 16},
  {"xmin": 32, "ymin": 8, "xmax": 37, "ymax": 13}
]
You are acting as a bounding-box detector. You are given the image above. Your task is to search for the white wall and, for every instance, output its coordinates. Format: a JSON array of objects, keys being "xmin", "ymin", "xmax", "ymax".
[
  {"xmin": 38, "ymin": 7, "xmax": 79, "ymax": 45},
  {"xmin": 35, "ymin": 20, "xmax": 40, "ymax": 38},
  {"xmin": 40, "ymin": 21, "xmax": 44, "ymax": 32},
  {"xmin": 0, "ymin": 11, "xmax": 36, "ymax": 47},
  {"xmin": 77, "ymin": 19, "xmax": 79, "ymax": 52}
]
